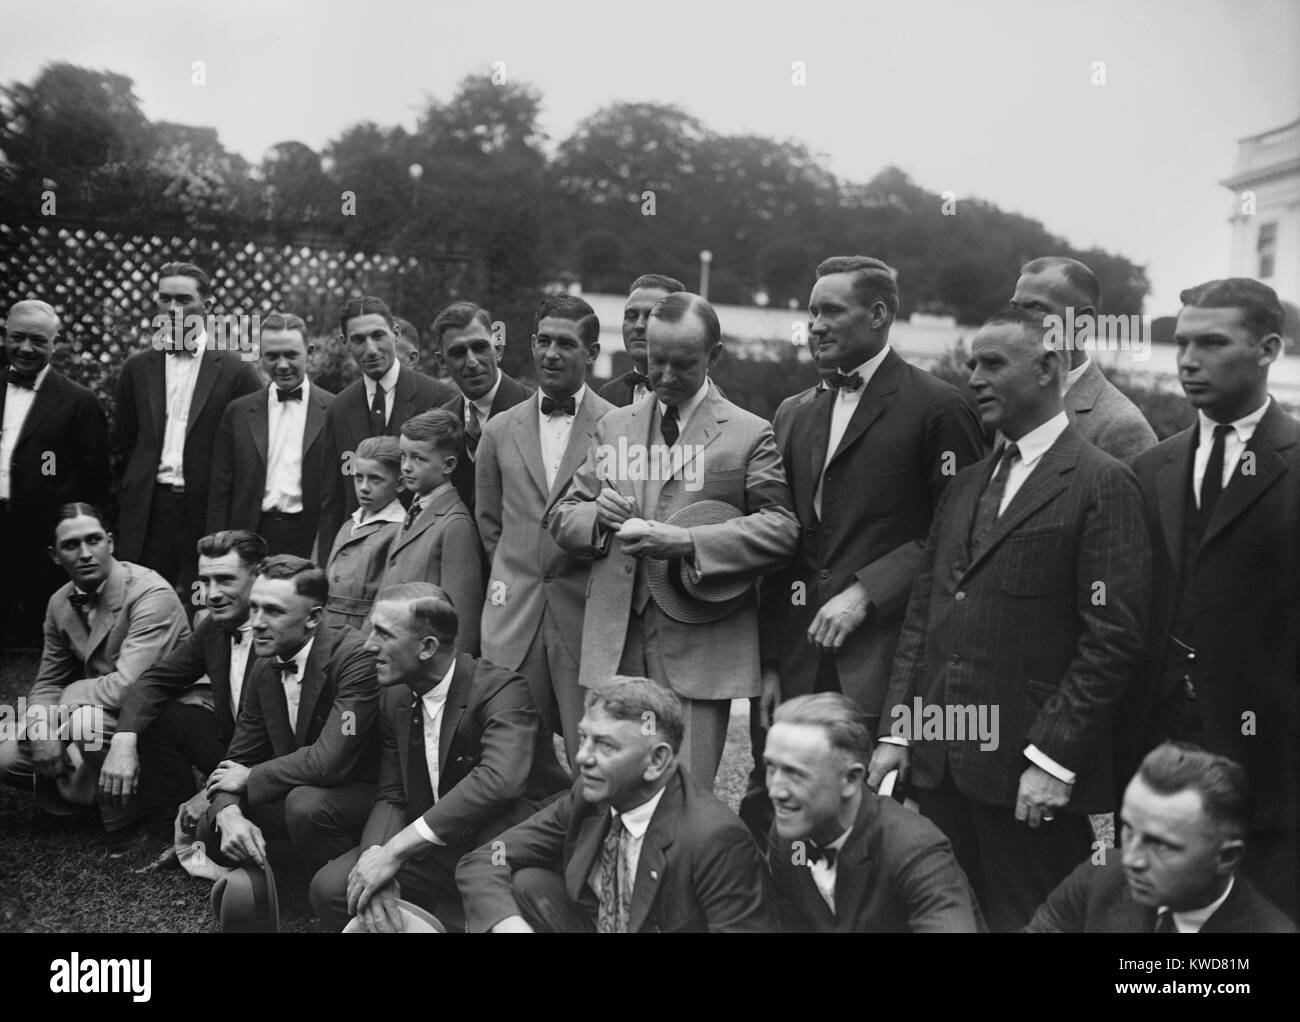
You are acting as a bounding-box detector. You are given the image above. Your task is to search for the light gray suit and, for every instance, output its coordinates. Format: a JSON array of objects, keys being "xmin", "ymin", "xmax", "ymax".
[
  {"xmin": 550, "ymin": 383, "xmax": 798, "ymax": 782},
  {"xmin": 476, "ymin": 387, "xmax": 614, "ymax": 762},
  {"xmin": 1065, "ymin": 359, "xmax": 1156, "ymax": 462}
]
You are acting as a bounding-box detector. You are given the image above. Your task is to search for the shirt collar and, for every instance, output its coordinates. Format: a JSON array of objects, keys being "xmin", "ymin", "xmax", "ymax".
[
  {"xmin": 1063, "ymin": 357, "xmax": 1090, "ymax": 395},
  {"xmin": 169, "ymin": 330, "xmax": 208, "ymax": 358},
  {"xmin": 657, "ymin": 377, "xmax": 711, "ymax": 430},
  {"xmin": 412, "ymin": 480, "xmax": 454, "ymax": 509},
  {"xmin": 351, "ymin": 497, "xmax": 406, "ymax": 528},
  {"xmin": 470, "ymin": 372, "xmax": 503, "ymax": 419},
  {"xmin": 9, "ymin": 364, "xmax": 51, "ymax": 390},
  {"xmin": 270, "ymin": 377, "xmax": 310, "ymax": 401},
  {"xmin": 421, "ymin": 657, "xmax": 457, "ymax": 710},
  {"xmin": 278, "ymin": 635, "xmax": 314, "ymax": 674},
  {"xmin": 840, "ymin": 343, "xmax": 891, "ymax": 394},
  {"xmin": 538, "ymin": 383, "xmax": 587, "ymax": 416},
  {"xmin": 1002, "ymin": 410, "xmax": 1070, "ymax": 467},
  {"xmin": 365, "ymin": 360, "xmax": 401, "ymax": 398},
  {"xmin": 613, "ymin": 784, "xmax": 668, "ymax": 839},
  {"xmin": 1167, "ymin": 875, "xmax": 1235, "ymax": 932},
  {"xmin": 1198, "ymin": 397, "xmax": 1270, "ymax": 445}
]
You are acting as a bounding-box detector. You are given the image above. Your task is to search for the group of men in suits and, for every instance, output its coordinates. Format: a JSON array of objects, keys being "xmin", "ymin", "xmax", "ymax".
[{"xmin": 2, "ymin": 249, "xmax": 1298, "ymax": 934}]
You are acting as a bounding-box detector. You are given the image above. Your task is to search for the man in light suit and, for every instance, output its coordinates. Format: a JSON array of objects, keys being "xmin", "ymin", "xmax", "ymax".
[
  {"xmin": 868, "ymin": 306, "xmax": 1152, "ymax": 932},
  {"xmin": 316, "ymin": 296, "xmax": 456, "ymax": 554},
  {"xmin": 456, "ymin": 677, "xmax": 775, "ymax": 932},
  {"xmin": 1129, "ymin": 278, "xmax": 1300, "ymax": 919},
  {"xmin": 1, "ymin": 300, "xmax": 110, "ymax": 647},
  {"xmin": 309, "ymin": 583, "xmax": 569, "ymax": 931},
  {"xmin": 0, "ymin": 503, "xmax": 189, "ymax": 830},
  {"xmin": 101, "ymin": 530, "xmax": 268, "ymax": 823},
  {"xmin": 1010, "ymin": 256, "xmax": 1156, "ymax": 462},
  {"xmin": 198, "ymin": 555, "xmax": 380, "ymax": 878},
  {"xmin": 433, "ymin": 301, "xmax": 532, "ymax": 515},
  {"xmin": 760, "ymin": 256, "xmax": 984, "ymax": 738},
  {"xmin": 767, "ymin": 693, "xmax": 983, "ymax": 933},
  {"xmin": 478, "ymin": 294, "xmax": 614, "ymax": 763},
  {"xmin": 208, "ymin": 313, "xmax": 333, "ymax": 558},
  {"xmin": 1027, "ymin": 743, "xmax": 1295, "ymax": 933},
  {"xmin": 598, "ymin": 274, "xmax": 686, "ymax": 408},
  {"xmin": 550, "ymin": 292, "xmax": 799, "ymax": 785},
  {"xmin": 114, "ymin": 261, "xmax": 262, "ymax": 600}
]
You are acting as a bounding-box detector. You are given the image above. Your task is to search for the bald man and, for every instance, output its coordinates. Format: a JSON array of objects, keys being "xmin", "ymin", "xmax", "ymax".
[{"xmin": 0, "ymin": 300, "xmax": 110, "ymax": 647}]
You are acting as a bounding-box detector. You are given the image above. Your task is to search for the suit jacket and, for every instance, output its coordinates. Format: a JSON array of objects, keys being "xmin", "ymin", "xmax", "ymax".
[
  {"xmin": 1129, "ymin": 400, "xmax": 1300, "ymax": 829},
  {"xmin": 210, "ymin": 624, "xmax": 380, "ymax": 811},
  {"xmin": 0, "ymin": 368, "xmax": 109, "ymax": 530},
  {"xmin": 380, "ymin": 485, "xmax": 483, "ymax": 655},
  {"xmin": 1025, "ymin": 858, "xmax": 1296, "ymax": 933},
  {"xmin": 114, "ymin": 347, "xmax": 262, "ymax": 562},
  {"xmin": 761, "ymin": 351, "xmax": 985, "ymax": 715},
  {"xmin": 550, "ymin": 383, "xmax": 799, "ymax": 700},
  {"xmin": 361, "ymin": 653, "xmax": 571, "ymax": 851},
  {"xmin": 316, "ymin": 366, "xmax": 456, "ymax": 552},
  {"xmin": 324, "ymin": 511, "xmax": 403, "ymax": 630},
  {"xmin": 880, "ymin": 425, "xmax": 1152, "ymax": 814},
  {"xmin": 476, "ymin": 387, "xmax": 614, "ymax": 671},
  {"xmin": 116, "ymin": 611, "xmax": 255, "ymax": 748},
  {"xmin": 27, "ymin": 560, "xmax": 190, "ymax": 716},
  {"xmin": 1065, "ymin": 359, "xmax": 1157, "ymax": 463},
  {"xmin": 207, "ymin": 382, "xmax": 334, "ymax": 548},
  {"xmin": 770, "ymin": 382, "xmax": 824, "ymax": 447},
  {"xmin": 456, "ymin": 763, "xmax": 776, "ymax": 933},
  {"xmin": 442, "ymin": 372, "xmax": 533, "ymax": 516},
  {"xmin": 769, "ymin": 791, "xmax": 983, "ymax": 933}
]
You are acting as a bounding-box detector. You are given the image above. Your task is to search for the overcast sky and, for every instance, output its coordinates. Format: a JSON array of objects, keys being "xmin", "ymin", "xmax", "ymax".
[{"xmin": 3, "ymin": 0, "xmax": 1297, "ymax": 314}]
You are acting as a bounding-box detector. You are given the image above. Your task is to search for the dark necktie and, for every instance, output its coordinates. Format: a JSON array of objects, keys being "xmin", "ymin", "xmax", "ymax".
[
  {"xmin": 1199, "ymin": 424, "xmax": 1232, "ymax": 520},
  {"xmin": 465, "ymin": 404, "xmax": 483, "ymax": 459},
  {"xmin": 827, "ymin": 370, "xmax": 863, "ymax": 392},
  {"xmin": 405, "ymin": 692, "xmax": 436, "ymax": 815},
  {"xmin": 1153, "ymin": 908, "xmax": 1176, "ymax": 933},
  {"xmin": 969, "ymin": 442, "xmax": 1020, "ymax": 552},
  {"xmin": 541, "ymin": 395, "xmax": 576, "ymax": 417},
  {"xmin": 626, "ymin": 369, "xmax": 648, "ymax": 388},
  {"xmin": 227, "ymin": 629, "xmax": 244, "ymax": 645},
  {"xmin": 370, "ymin": 385, "xmax": 386, "ymax": 432},
  {"xmin": 7, "ymin": 370, "xmax": 36, "ymax": 389},
  {"xmin": 273, "ymin": 659, "xmax": 299, "ymax": 676},
  {"xmin": 660, "ymin": 405, "xmax": 680, "ymax": 447},
  {"xmin": 597, "ymin": 814, "xmax": 628, "ymax": 934},
  {"xmin": 276, "ymin": 386, "xmax": 303, "ymax": 402},
  {"xmin": 403, "ymin": 498, "xmax": 423, "ymax": 532}
]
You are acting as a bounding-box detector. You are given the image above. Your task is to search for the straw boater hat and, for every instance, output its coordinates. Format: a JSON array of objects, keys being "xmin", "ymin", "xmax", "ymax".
[
  {"xmin": 211, "ymin": 860, "xmax": 280, "ymax": 933},
  {"xmin": 343, "ymin": 900, "xmax": 448, "ymax": 933},
  {"xmin": 643, "ymin": 500, "xmax": 754, "ymax": 624}
]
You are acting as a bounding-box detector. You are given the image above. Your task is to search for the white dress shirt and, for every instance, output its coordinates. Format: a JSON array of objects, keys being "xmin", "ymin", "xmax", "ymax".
[
  {"xmin": 588, "ymin": 785, "xmax": 667, "ymax": 902},
  {"xmin": 463, "ymin": 372, "xmax": 502, "ymax": 463},
  {"xmin": 0, "ymin": 364, "xmax": 49, "ymax": 500},
  {"xmin": 809, "ymin": 826, "xmax": 853, "ymax": 914},
  {"xmin": 362, "ymin": 360, "xmax": 401, "ymax": 428},
  {"xmin": 1193, "ymin": 399, "xmax": 1269, "ymax": 508},
  {"xmin": 655, "ymin": 377, "xmax": 711, "ymax": 441},
  {"xmin": 262, "ymin": 379, "xmax": 310, "ymax": 513},
  {"xmin": 411, "ymin": 658, "xmax": 458, "ymax": 845},
  {"xmin": 996, "ymin": 410, "xmax": 1070, "ymax": 516},
  {"xmin": 275, "ymin": 636, "xmax": 314, "ymax": 732},
  {"xmin": 1162, "ymin": 876, "xmax": 1234, "ymax": 933},
  {"xmin": 1062, "ymin": 357, "xmax": 1090, "ymax": 396},
  {"xmin": 227, "ymin": 621, "xmax": 253, "ymax": 720},
  {"xmin": 157, "ymin": 331, "xmax": 208, "ymax": 485},
  {"xmin": 814, "ymin": 345, "xmax": 891, "ymax": 518},
  {"xmin": 350, "ymin": 497, "xmax": 406, "ymax": 536},
  {"xmin": 538, "ymin": 384, "xmax": 587, "ymax": 490}
]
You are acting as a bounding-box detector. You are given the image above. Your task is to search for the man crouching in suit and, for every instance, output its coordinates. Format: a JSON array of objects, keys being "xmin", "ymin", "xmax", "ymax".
[
  {"xmin": 1027, "ymin": 743, "xmax": 1295, "ymax": 933},
  {"xmin": 456, "ymin": 677, "xmax": 776, "ymax": 932},
  {"xmin": 767, "ymin": 693, "xmax": 983, "ymax": 932},
  {"xmin": 196, "ymin": 555, "xmax": 380, "ymax": 880},
  {"xmin": 309, "ymin": 582, "xmax": 570, "ymax": 931}
]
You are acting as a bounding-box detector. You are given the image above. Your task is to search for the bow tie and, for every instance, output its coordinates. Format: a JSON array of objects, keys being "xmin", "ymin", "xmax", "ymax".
[
  {"xmin": 626, "ymin": 369, "xmax": 649, "ymax": 388},
  {"xmin": 69, "ymin": 588, "xmax": 99, "ymax": 610},
  {"xmin": 275, "ymin": 386, "xmax": 303, "ymax": 402},
  {"xmin": 7, "ymin": 369, "xmax": 37, "ymax": 389},
  {"xmin": 827, "ymin": 371, "xmax": 863, "ymax": 392},
  {"xmin": 541, "ymin": 395, "xmax": 576, "ymax": 417},
  {"xmin": 806, "ymin": 840, "xmax": 838, "ymax": 868},
  {"xmin": 164, "ymin": 344, "xmax": 197, "ymax": 357},
  {"xmin": 273, "ymin": 659, "xmax": 299, "ymax": 676},
  {"xmin": 227, "ymin": 629, "xmax": 245, "ymax": 645}
]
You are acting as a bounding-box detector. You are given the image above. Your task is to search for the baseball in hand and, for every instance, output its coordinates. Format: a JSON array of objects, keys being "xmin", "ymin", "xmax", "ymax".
[{"xmin": 617, "ymin": 518, "xmax": 650, "ymax": 540}]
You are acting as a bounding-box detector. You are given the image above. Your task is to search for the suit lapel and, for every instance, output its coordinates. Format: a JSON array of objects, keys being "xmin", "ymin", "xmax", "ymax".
[
  {"xmin": 303, "ymin": 385, "xmax": 327, "ymax": 455},
  {"xmin": 1066, "ymin": 360, "xmax": 1104, "ymax": 415},
  {"xmin": 202, "ymin": 622, "xmax": 233, "ymax": 721},
  {"xmin": 1154, "ymin": 430, "xmax": 1195, "ymax": 565},
  {"xmin": 547, "ymin": 394, "xmax": 601, "ymax": 506},
  {"xmin": 805, "ymin": 390, "xmax": 834, "ymax": 519},
  {"xmin": 15, "ymin": 371, "xmax": 63, "ymax": 447},
  {"xmin": 626, "ymin": 396, "xmax": 655, "ymax": 515},
  {"xmin": 187, "ymin": 348, "xmax": 222, "ymax": 432},
  {"xmin": 628, "ymin": 771, "xmax": 683, "ymax": 931},
  {"xmin": 832, "ymin": 796, "xmax": 879, "ymax": 932},
  {"xmin": 293, "ymin": 631, "xmax": 332, "ymax": 746},
  {"xmin": 390, "ymin": 368, "xmax": 419, "ymax": 436},
  {"xmin": 566, "ymin": 806, "xmax": 609, "ymax": 902},
  {"xmin": 85, "ymin": 561, "xmax": 128, "ymax": 660},
  {"xmin": 1202, "ymin": 404, "xmax": 1294, "ymax": 546},
  {"xmin": 672, "ymin": 386, "xmax": 723, "ymax": 491},
  {"xmin": 390, "ymin": 486, "xmax": 456, "ymax": 556},
  {"xmin": 437, "ymin": 654, "xmax": 473, "ymax": 782},
  {"xmin": 826, "ymin": 352, "xmax": 903, "ymax": 467},
  {"xmin": 395, "ymin": 686, "xmax": 411, "ymax": 799},
  {"xmin": 147, "ymin": 350, "xmax": 167, "ymax": 441},
  {"xmin": 248, "ymin": 388, "xmax": 269, "ymax": 467},
  {"xmin": 510, "ymin": 397, "xmax": 550, "ymax": 500},
  {"xmin": 346, "ymin": 381, "xmax": 374, "ymax": 445}
]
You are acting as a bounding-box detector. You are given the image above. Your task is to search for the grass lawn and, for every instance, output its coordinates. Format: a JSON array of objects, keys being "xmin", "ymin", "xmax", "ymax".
[{"xmin": 0, "ymin": 649, "xmax": 756, "ymax": 933}]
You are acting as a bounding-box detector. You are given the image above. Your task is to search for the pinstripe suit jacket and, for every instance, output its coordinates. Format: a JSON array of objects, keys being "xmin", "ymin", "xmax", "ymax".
[{"xmin": 880, "ymin": 424, "xmax": 1152, "ymax": 814}]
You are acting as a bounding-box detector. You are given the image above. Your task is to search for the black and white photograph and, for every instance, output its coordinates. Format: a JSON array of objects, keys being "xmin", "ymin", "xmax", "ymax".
[{"xmin": 0, "ymin": 0, "xmax": 1297, "ymax": 993}]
